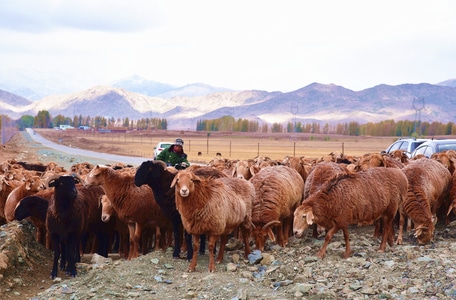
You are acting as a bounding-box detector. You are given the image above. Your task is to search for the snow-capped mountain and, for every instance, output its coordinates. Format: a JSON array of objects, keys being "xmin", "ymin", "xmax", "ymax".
[{"xmin": 2, "ymin": 79, "xmax": 456, "ymax": 130}]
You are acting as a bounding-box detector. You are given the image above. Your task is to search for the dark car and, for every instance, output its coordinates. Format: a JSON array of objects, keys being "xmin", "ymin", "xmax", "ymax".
[
  {"xmin": 411, "ymin": 139, "xmax": 456, "ymax": 158},
  {"xmin": 383, "ymin": 138, "xmax": 431, "ymax": 158}
]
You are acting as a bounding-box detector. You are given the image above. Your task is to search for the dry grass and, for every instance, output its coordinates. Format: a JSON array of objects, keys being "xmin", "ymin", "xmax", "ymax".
[{"xmin": 36, "ymin": 128, "xmax": 397, "ymax": 164}]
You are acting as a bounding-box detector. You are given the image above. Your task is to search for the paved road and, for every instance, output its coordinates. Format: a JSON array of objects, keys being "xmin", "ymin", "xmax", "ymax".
[{"xmin": 25, "ymin": 128, "xmax": 148, "ymax": 167}]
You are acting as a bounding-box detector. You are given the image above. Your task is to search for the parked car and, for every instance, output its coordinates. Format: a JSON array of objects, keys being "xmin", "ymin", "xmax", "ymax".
[
  {"xmin": 411, "ymin": 139, "xmax": 456, "ymax": 158},
  {"xmin": 153, "ymin": 142, "xmax": 173, "ymax": 159},
  {"xmin": 382, "ymin": 138, "xmax": 431, "ymax": 158}
]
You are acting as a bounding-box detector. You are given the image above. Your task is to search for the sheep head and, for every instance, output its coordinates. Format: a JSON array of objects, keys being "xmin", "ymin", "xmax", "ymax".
[
  {"xmin": 99, "ymin": 195, "xmax": 114, "ymax": 223},
  {"xmin": 293, "ymin": 205, "xmax": 314, "ymax": 238},
  {"xmin": 25, "ymin": 176, "xmax": 45, "ymax": 192},
  {"xmin": 252, "ymin": 221, "xmax": 281, "ymax": 251},
  {"xmin": 47, "ymin": 174, "xmax": 81, "ymax": 201},
  {"xmin": 414, "ymin": 224, "xmax": 434, "ymax": 245},
  {"xmin": 170, "ymin": 170, "xmax": 201, "ymax": 198}
]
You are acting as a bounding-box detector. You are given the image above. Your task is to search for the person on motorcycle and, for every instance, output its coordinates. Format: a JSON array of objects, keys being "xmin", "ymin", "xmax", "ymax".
[{"xmin": 155, "ymin": 138, "xmax": 190, "ymax": 169}]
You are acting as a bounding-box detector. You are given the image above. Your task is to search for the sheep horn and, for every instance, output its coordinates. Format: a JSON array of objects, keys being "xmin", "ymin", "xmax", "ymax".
[
  {"xmin": 262, "ymin": 220, "xmax": 281, "ymax": 231},
  {"xmin": 71, "ymin": 173, "xmax": 84, "ymax": 185},
  {"xmin": 413, "ymin": 225, "xmax": 427, "ymax": 238},
  {"xmin": 45, "ymin": 174, "xmax": 61, "ymax": 188},
  {"xmin": 447, "ymin": 202, "xmax": 456, "ymax": 216}
]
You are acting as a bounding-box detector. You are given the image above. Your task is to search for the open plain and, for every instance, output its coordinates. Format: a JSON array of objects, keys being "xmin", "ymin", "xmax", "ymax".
[{"xmin": 2, "ymin": 129, "xmax": 456, "ymax": 299}]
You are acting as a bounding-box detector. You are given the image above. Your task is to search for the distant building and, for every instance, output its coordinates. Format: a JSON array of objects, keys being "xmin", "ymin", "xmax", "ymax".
[{"xmin": 59, "ymin": 125, "xmax": 75, "ymax": 130}]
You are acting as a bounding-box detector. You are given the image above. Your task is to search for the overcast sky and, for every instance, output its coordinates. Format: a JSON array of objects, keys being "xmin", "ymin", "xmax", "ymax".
[{"xmin": 0, "ymin": 0, "xmax": 455, "ymax": 93}]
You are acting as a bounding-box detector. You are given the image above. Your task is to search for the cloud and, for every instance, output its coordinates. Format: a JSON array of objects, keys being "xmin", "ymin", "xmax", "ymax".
[{"xmin": 0, "ymin": 0, "xmax": 163, "ymax": 33}]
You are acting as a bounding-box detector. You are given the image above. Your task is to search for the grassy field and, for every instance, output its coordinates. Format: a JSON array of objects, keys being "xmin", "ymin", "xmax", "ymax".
[{"xmin": 36, "ymin": 128, "xmax": 399, "ymax": 164}]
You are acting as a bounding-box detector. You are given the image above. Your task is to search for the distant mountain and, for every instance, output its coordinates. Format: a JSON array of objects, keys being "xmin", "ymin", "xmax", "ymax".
[
  {"xmin": 0, "ymin": 90, "xmax": 33, "ymax": 117},
  {"xmin": 111, "ymin": 75, "xmax": 177, "ymax": 97},
  {"xmin": 438, "ymin": 78, "xmax": 456, "ymax": 87},
  {"xmin": 0, "ymin": 69, "xmax": 90, "ymax": 100},
  {"xmin": 156, "ymin": 83, "xmax": 233, "ymax": 99},
  {"xmin": 1, "ymin": 81, "xmax": 456, "ymax": 130}
]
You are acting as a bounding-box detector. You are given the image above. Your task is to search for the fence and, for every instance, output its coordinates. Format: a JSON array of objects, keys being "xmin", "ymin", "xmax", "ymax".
[
  {"xmin": 1, "ymin": 118, "xmax": 18, "ymax": 144},
  {"xmin": 67, "ymin": 130, "xmax": 379, "ymax": 163}
]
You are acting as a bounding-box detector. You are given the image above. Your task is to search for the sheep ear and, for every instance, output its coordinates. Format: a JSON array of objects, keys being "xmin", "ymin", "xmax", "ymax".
[
  {"xmin": 249, "ymin": 165, "xmax": 259, "ymax": 176},
  {"xmin": 170, "ymin": 176, "xmax": 178, "ymax": 188},
  {"xmin": 191, "ymin": 174, "xmax": 202, "ymax": 182},
  {"xmin": 306, "ymin": 210, "xmax": 314, "ymax": 225}
]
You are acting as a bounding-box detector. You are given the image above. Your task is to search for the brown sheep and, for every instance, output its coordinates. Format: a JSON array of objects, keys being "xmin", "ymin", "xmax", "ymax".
[
  {"xmin": 431, "ymin": 151, "xmax": 456, "ymax": 175},
  {"xmin": 134, "ymin": 161, "xmax": 228, "ymax": 260},
  {"xmin": 397, "ymin": 158, "xmax": 452, "ymax": 245},
  {"xmin": 231, "ymin": 159, "xmax": 257, "ymax": 180},
  {"xmin": 4, "ymin": 175, "xmax": 45, "ymax": 222},
  {"xmin": 282, "ymin": 156, "xmax": 308, "ymax": 183},
  {"xmin": 0, "ymin": 175, "xmax": 23, "ymax": 225},
  {"xmin": 303, "ymin": 161, "xmax": 348, "ymax": 238},
  {"xmin": 389, "ymin": 149, "xmax": 410, "ymax": 164},
  {"xmin": 171, "ymin": 168, "xmax": 255, "ymax": 272},
  {"xmin": 99, "ymin": 195, "xmax": 130, "ymax": 258},
  {"xmin": 355, "ymin": 152, "xmax": 404, "ymax": 171},
  {"xmin": 446, "ymin": 171, "xmax": 456, "ymax": 222},
  {"xmin": 293, "ymin": 167, "xmax": 408, "ymax": 259},
  {"xmin": 85, "ymin": 165, "xmax": 171, "ymax": 260},
  {"xmin": 99, "ymin": 194, "xmax": 167, "ymax": 258},
  {"xmin": 249, "ymin": 165, "xmax": 304, "ymax": 250}
]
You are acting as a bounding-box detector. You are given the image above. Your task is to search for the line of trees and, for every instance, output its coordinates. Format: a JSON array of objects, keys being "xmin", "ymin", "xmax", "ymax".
[
  {"xmin": 4, "ymin": 111, "xmax": 456, "ymax": 138},
  {"xmin": 197, "ymin": 115, "xmax": 456, "ymax": 137},
  {"xmin": 14, "ymin": 111, "xmax": 168, "ymax": 131}
]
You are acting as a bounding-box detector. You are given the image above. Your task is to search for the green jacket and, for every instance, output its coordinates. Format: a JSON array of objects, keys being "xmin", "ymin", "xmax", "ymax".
[{"xmin": 156, "ymin": 145, "xmax": 189, "ymax": 167}]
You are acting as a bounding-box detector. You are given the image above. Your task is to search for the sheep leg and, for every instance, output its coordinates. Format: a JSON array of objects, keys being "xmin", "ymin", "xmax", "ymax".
[
  {"xmin": 66, "ymin": 235, "xmax": 80, "ymax": 277},
  {"xmin": 276, "ymin": 223, "xmax": 285, "ymax": 247},
  {"xmin": 316, "ymin": 226, "xmax": 339, "ymax": 259},
  {"xmin": 171, "ymin": 220, "xmax": 181, "ymax": 259},
  {"xmin": 184, "ymin": 231, "xmax": 193, "ymax": 261},
  {"xmin": 50, "ymin": 235, "xmax": 60, "ymax": 279},
  {"xmin": 312, "ymin": 224, "xmax": 319, "ymax": 238},
  {"xmin": 216, "ymin": 235, "xmax": 228, "ymax": 264},
  {"xmin": 240, "ymin": 226, "xmax": 252, "ymax": 259},
  {"xmin": 59, "ymin": 242, "xmax": 67, "ymax": 272},
  {"xmin": 208, "ymin": 235, "xmax": 220, "ymax": 272},
  {"xmin": 281, "ymin": 218, "xmax": 293, "ymax": 247},
  {"xmin": 396, "ymin": 211, "xmax": 406, "ymax": 245},
  {"xmin": 379, "ymin": 216, "xmax": 393, "ymax": 252},
  {"xmin": 127, "ymin": 222, "xmax": 141, "ymax": 259},
  {"xmin": 188, "ymin": 234, "xmax": 200, "ymax": 272},
  {"xmin": 341, "ymin": 227, "xmax": 352, "ymax": 259},
  {"xmin": 199, "ymin": 234, "xmax": 207, "ymax": 255}
]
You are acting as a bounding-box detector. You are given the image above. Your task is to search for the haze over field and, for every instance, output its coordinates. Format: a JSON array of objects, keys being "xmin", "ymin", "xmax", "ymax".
[{"xmin": 0, "ymin": 0, "xmax": 455, "ymax": 97}]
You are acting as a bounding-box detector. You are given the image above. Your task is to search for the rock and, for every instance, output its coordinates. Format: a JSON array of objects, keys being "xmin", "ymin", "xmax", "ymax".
[
  {"xmin": 91, "ymin": 253, "xmax": 112, "ymax": 264},
  {"xmin": 260, "ymin": 253, "xmax": 274, "ymax": 265},
  {"xmin": 226, "ymin": 263, "xmax": 237, "ymax": 272},
  {"xmin": 292, "ymin": 283, "xmax": 313, "ymax": 294},
  {"xmin": 248, "ymin": 250, "xmax": 262, "ymax": 264}
]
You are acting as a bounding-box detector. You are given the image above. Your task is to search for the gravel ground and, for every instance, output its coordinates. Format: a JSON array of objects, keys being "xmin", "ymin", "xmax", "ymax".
[{"xmin": 2, "ymin": 131, "xmax": 456, "ymax": 299}]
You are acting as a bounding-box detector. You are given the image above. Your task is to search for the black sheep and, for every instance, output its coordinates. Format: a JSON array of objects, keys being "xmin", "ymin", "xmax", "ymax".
[{"xmin": 15, "ymin": 174, "xmax": 87, "ymax": 278}]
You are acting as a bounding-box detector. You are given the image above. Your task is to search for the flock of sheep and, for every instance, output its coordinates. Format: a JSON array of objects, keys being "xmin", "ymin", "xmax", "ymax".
[{"xmin": 0, "ymin": 147, "xmax": 455, "ymax": 277}]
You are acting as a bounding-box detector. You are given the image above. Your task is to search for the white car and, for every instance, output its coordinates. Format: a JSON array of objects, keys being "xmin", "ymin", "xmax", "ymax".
[
  {"xmin": 153, "ymin": 142, "xmax": 173, "ymax": 159},
  {"xmin": 382, "ymin": 138, "xmax": 430, "ymax": 158}
]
